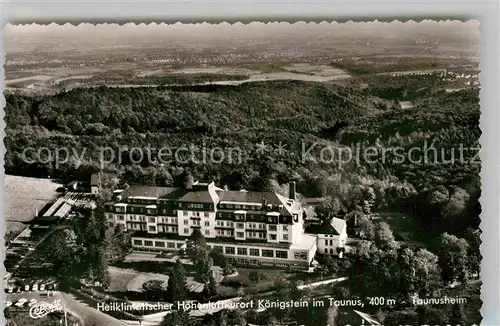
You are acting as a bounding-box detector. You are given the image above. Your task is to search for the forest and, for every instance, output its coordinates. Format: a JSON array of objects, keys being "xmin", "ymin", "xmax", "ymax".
[{"xmin": 4, "ymin": 79, "xmax": 481, "ymax": 323}]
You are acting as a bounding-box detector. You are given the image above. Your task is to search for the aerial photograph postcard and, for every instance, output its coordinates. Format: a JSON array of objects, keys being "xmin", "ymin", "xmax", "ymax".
[{"xmin": 3, "ymin": 20, "xmax": 481, "ymax": 326}]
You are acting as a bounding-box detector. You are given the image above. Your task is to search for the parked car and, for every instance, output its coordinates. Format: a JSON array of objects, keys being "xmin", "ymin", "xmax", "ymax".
[{"xmin": 24, "ymin": 284, "xmax": 30, "ymax": 291}]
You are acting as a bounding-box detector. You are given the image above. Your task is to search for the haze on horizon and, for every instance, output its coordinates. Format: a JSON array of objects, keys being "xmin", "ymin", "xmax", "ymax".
[{"xmin": 4, "ymin": 20, "xmax": 480, "ymax": 60}]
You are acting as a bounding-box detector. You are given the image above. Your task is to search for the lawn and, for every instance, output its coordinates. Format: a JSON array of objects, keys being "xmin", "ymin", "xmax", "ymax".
[
  {"xmin": 218, "ymin": 267, "xmax": 294, "ymax": 297},
  {"xmin": 108, "ymin": 266, "xmax": 140, "ymax": 292}
]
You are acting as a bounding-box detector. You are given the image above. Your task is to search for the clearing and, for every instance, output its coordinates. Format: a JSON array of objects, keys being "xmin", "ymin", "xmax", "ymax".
[{"xmin": 5, "ymin": 175, "xmax": 61, "ymax": 236}]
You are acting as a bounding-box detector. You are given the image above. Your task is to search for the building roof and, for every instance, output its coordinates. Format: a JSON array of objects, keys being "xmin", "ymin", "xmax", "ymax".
[
  {"xmin": 217, "ymin": 191, "xmax": 297, "ymax": 216},
  {"xmin": 109, "ymin": 183, "xmax": 299, "ymax": 216},
  {"xmin": 178, "ymin": 182, "xmax": 219, "ymax": 204},
  {"xmin": 43, "ymin": 197, "xmax": 66, "ymax": 217},
  {"xmin": 290, "ymin": 234, "xmax": 317, "ymax": 251},
  {"xmin": 54, "ymin": 202, "xmax": 73, "ymax": 218},
  {"xmin": 217, "ymin": 190, "xmax": 279, "ymax": 205},
  {"xmin": 120, "ymin": 186, "xmax": 183, "ymax": 200},
  {"xmin": 178, "ymin": 190, "xmax": 217, "ymax": 204},
  {"xmin": 305, "ymin": 217, "xmax": 346, "ymax": 235}
]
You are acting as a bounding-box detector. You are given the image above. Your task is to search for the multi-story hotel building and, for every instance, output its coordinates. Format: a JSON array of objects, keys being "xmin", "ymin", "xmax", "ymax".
[{"xmin": 104, "ymin": 181, "xmax": 344, "ymax": 269}]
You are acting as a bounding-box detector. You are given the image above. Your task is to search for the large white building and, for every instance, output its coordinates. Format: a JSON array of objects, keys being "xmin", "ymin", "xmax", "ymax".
[{"xmin": 104, "ymin": 181, "xmax": 346, "ymax": 269}]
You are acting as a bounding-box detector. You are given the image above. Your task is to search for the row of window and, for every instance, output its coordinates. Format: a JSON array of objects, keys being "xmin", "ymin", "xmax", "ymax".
[
  {"xmin": 218, "ymin": 203, "xmax": 287, "ymax": 211},
  {"xmin": 218, "ymin": 203, "xmax": 262, "ymax": 210},
  {"xmin": 216, "ymin": 220, "xmax": 234, "ymax": 228},
  {"xmin": 216, "ymin": 213, "xmax": 282, "ymax": 224},
  {"xmin": 118, "ymin": 202, "xmax": 285, "ymax": 212},
  {"xmin": 112, "ymin": 214, "xmax": 180, "ymax": 224},
  {"xmin": 187, "ymin": 203, "xmax": 204, "ymax": 209},
  {"xmin": 115, "ymin": 220, "xmax": 288, "ymax": 241},
  {"xmin": 225, "ymin": 257, "xmax": 308, "ymax": 268},
  {"xmin": 128, "ymin": 198, "xmax": 168, "ymax": 205},
  {"xmin": 213, "ymin": 220, "xmax": 289, "ymax": 231},
  {"xmin": 179, "ymin": 203, "xmax": 213, "ymax": 210},
  {"xmin": 180, "ymin": 227, "xmax": 212, "ymax": 237},
  {"xmin": 182, "ymin": 219, "xmax": 211, "ymax": 227},
  {"xmin": 131, "ymin": 238, "xmax": 308, "ymax": 261},
  {"xmin": 212, "ymin": 245, "xmax": 289, "ymax": 259},
  {"xmin": 183, "ymin": 211, "xmax": 210, "ymax": 217},
  {"xmin": 114, "ymin": 206, "xmax": 174, "ymax": 215},
  {"xmin": 216, "ymin": 229, "xmax": 234, "ymax": 237},
  {"xmin": 133, "ymin": 239, "xmax": 184, "ymax": 249},
  {"xmin": 139, "ymin": 224, "xmax": 287, "ymax": 241}
]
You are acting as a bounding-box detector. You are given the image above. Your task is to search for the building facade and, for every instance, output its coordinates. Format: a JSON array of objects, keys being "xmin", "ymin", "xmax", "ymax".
[
  {"xmin": 104, "ymin": 181, "xmax": 342, "ymax": 269},
  {"xmin": 309, "ymin": 218, "xmax": 348, "ymax": 258}
]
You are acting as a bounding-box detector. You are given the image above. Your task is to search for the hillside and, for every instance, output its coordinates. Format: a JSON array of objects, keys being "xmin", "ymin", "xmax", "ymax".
[{"xmin": 5, "ymin": 81, "xmax": 480, "ymax": 234}]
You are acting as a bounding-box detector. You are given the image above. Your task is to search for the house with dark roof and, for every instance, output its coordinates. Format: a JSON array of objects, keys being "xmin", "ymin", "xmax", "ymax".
[{"xmin": 305, "ymin": 217, "xmax": 347, "ymax": 258}]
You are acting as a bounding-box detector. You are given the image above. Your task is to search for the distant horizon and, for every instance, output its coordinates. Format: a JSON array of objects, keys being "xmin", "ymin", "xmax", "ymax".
[{"xmin": 5, "ymin": 20, "xmax": 480, "ymax": 58}]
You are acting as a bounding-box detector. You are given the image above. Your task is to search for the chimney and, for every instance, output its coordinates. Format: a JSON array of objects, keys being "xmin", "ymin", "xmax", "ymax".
[{"xmin": 289, "ymin": 181, "xmax": 296, "ymax": 200}]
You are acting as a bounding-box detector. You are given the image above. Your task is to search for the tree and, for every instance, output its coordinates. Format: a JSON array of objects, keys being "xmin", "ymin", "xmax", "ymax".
[
  {"xmin": 94, "ymin": 247, "xmax": 111, "ymax": 289},
  {"xmin": 315, "ymin": 197, "xmax": 341, "ymax": 224},
  {"xmin": 186, "ymin": 229, "xmax": 214, "ymax": 283},
  {"xmin": 167, "ymin": 259, "xmax": 187, "ymax": 303},
  {"xmin": 373, "ymin": 221, "xmax": 397, "ymax": 250},
  {"xmin": 176, "ymin": 170, "xmax": 194, "ymax": 189},
  {"xmin": 416, "ymin": 305, "xmax": 449, "ymax": 325},
  {"xmin": 356, "ymin": 214, "xmax": 375, "ymax": 239},
  {"xmin": 274, "ymin": 281, "xmax": 305, "ymax": 321},
  {"xmin": 463, "ymin": 228, "xmax": 481, "ymax": 276},
  {"xmin": 199, "ymin": 256, "xmax": 214, "ymax": 284},
  {"xmin": 411, "ymin": 248, "xmax": 443, "ymax": 297},
  {"xmin": 207, "ymin": 274, "xmax": 218, "ymax": 297},
  {"xmin": 449, "ymin": 303, "xmax": 466, "ymax": 324},
  {"xmin": 362, "ymin": 187, "xmax": 376, "ymax": 214},
  {"xmin": 107, "ymin": 224, "xmax": 132, "ymax": 263},
  {"xmin": 4, "ymin": 307, "xmax": 11, "ymax": 319},
  {"xmin": 142, "ymin": 280, "xmax": 167, "ymax": 300},
  {"xmin": 248, "ymin": 270, "xmax": 266, "ymax": 283},
  {"xmin": 383, "ymin": 311, "xmax": 418, "ymax": 325},
  {"xmin": 187, "ymin": 228, "xmax": 207, "ymax": 262},
  {"xmin": 395, "ymin": 247, "xmax": 442, "ymax": 300},
  {"xmin": 437, "ymin": 233, "xmax": 469, "ymax": 283},
  {"xmin": 161, "ymin": 310, "xmax": 195, "ymax": 326},
  {"xmin": 207, "ymin": 309, "xmax": 246, "ymax": 326}
]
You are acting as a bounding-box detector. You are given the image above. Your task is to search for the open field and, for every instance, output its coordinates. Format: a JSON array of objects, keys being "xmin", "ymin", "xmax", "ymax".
[{"xmin": 5, "ymin": 175, "xmax": 61, "ymax": 236}]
